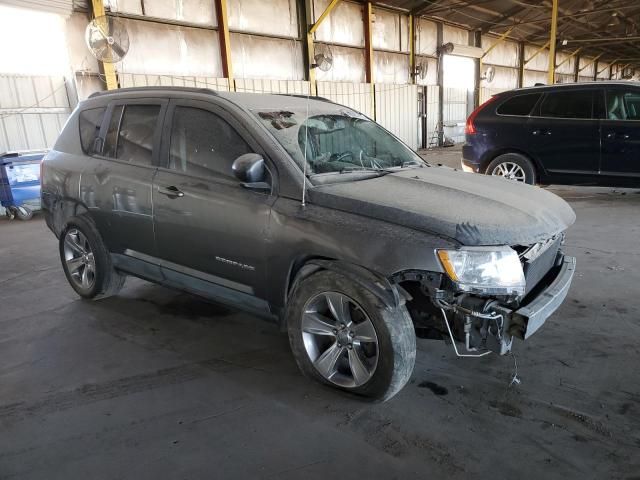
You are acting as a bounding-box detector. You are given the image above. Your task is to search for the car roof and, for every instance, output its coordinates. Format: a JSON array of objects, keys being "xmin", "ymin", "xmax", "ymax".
[
  {"xmin": 86, "ymin": 86, "xmax": 336, "ymax": 111},
  {"xmin": 504, "ymin": 81, "xmax": 640, "ymax": 95}
]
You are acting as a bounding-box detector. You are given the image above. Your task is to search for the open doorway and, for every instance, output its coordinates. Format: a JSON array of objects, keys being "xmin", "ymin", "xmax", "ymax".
[{"xmin": 442, "ymin": 55, "xmax": 476, "ymax": 144}]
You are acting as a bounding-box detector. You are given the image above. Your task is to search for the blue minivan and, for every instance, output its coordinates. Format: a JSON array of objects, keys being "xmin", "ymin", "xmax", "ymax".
[{"xmin": 462, "ymin": 81, "xmax": 640, "ymax": 186}]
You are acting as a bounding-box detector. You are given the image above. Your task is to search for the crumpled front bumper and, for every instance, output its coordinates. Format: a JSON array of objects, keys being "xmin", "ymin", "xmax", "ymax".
[
  {"xmin": 511, "ymin": 254, "xmax": 576, "ymax": 339},
  {"xmin": 457, "ymin": 254, "xmax": 576, "ymax": 355}
]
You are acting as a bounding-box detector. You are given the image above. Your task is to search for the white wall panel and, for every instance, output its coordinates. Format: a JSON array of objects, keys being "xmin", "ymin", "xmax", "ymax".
[
  {"xmin": 597, "ymin": 63, "xmax": 610, "ymax": 79},
  {"xmin": 119, "ymin": 73, "xmax": 230, "ymax": 91},
  {"xmin": 313, "ymin": 0, "xmax": 363, "ymax": 47},
  {"xmin": 373, "ymin": 8, "xmax": 405, "ymax": 52},
  {"xmin": 578, "ymin": 57, "xmax": 596, "ymax": 78},
  {"xmin": 315, "ymin": 45, "xmax": 365, "ymax": 83},
  {"xmin": 443, "ymin": 87, "xmax": 467, "ymax": 143},
  {"xmin": 524, "ymin": 44, "xmax": 550, "ymax": 72},
  {"xmin": 556, "ymin": 52, "xmax": 576, "ymax": 75},
  {"xmin": 481, "ymin": 65, "xmax": 517, "ymax": 89},
  {"xmin": 234, "ymin": 78, "xmax": 309, "ymax": 94},
  {"xmin": 375, "ymin": 84, "xmax": 418, "ymax": 150},
  {"xmin": 523, "ymin": 69, "xmax": 547, "ymax": 86},
  {"xmin": 556, "ymin": 73, "xmax": 575, "ymax": 83},
  {"xmin": 416, "ymin": 19, "xmax": 437, "ymax": 56},
  {"xmin": 317, "ymin": 81, "xmax": 373, "ymax": 118},
  {"xmin": 108, "ymin": 0, "xmax": 217, "ymax": 26},
  {"xmin": 228, "ymin": 0, "xmax": 297, "ymax": 38},
  {"xmin": 0, "ymin": 75, "xmax": 70, "ymax": 152},
  {"xmin": 443, "ymin": 24, "xmax": 468, "ymax": 46},
  {"xmin": 577, "ymin": 75, "xmax": 594, "ymax": 83},
  {"xmin": 231, "ymin": 34, "xmax": 303, "ymax": 80},
  {"xmin": 117, "ymin": 19, "xmax": 222, "ymax": 76},
  {"xmin": 374, "ymin": 51, "xmax": 409, "ymax": 84},
  {"xmin": 481, "ymin": 35, "xmax": 518, "ymax": 68}
]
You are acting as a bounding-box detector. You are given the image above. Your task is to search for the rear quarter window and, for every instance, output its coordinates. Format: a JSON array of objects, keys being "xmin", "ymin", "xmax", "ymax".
[
  {"xmin": 496, "ymin": 94, "xmax": 541, "ymax": 116},
  {"xmin": 79, "ymin": 107, "xmax": 106, "ymax": 154}
]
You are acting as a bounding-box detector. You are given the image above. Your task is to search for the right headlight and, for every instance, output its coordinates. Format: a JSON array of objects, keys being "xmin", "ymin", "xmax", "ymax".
[{"xmin": 437, "ymin": 246, "xmax": 525, "ymax": 296}]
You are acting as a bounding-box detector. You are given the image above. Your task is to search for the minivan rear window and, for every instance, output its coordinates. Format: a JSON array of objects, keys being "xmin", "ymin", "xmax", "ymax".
[
  {"xmin": 496, "ymin": 94, "xmax": 541, "ymax": 116},
  {"xmin": 79, "ymin": 107, "xmax": 106, "ymax": 154}
]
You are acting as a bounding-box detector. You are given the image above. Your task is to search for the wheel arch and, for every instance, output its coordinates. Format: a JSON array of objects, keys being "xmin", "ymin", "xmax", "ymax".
[
  {"xmin": 282, "ymin": 257, "xmax": 407, "ymax": 329},
  {"xmin": 46, "ymin": 197, "xmax": 92, "ymax": 238}
]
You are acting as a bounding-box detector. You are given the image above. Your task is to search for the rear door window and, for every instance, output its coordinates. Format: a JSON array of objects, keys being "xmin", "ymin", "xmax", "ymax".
[
  {"xmin": 79, "ymin": 107, "xmax": 106, "ymax": 154},
  {"xmin": 606, "ymin": 89, "xmax": 640, "ymax": 120},
  {"xmin": 103, "ymin": 104, "xmax": 161, "ymax": 165},
  {"xmin": 497, "ymin": 94, "xmax": 541, "ymax": 116},
  {"xmin": 538, "ymin": 90, "xmax": 594, "ymax": 119},
  {"xmin": 168, "ymin": 106, "xmax": 252, "ymax": 179}
]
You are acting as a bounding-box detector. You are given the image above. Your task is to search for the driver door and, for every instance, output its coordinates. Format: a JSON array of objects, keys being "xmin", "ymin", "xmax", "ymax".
[{"xmin": 153, "ymin": 99, "xmax": 275, "ymax": 306}]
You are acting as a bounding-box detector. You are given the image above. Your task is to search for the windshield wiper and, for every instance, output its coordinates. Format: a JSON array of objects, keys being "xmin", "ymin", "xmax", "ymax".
[{"xmin": 338, "ymin": 166, "xmax": 392, "ymax": 174}]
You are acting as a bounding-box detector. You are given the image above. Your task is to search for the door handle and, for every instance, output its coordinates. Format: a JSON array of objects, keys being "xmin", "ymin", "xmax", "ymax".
[
  {"xmin": 606, "ymin": 132, "xmax": 630, "ymax": 140},
  {"xmin": 157, "ymin": 185, "xmax": 184, "ymax": 198},
  {"xmin": 532, "ymin": 129, "xmax": 551, "ymax": 136}
]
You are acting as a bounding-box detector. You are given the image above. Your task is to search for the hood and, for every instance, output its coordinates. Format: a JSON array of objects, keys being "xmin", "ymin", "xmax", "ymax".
[{"xmin": 309, "ymin": 166, "xmax": 576, "ymax": 246}]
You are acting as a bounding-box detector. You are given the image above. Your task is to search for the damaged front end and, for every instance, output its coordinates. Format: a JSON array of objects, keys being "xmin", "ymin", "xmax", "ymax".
[{"xmin": 400, "ymin": 235, "xmax": 576, "ymax": 356}]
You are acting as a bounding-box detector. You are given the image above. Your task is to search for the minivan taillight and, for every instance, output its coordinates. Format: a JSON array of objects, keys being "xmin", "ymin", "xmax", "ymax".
[{"xmin": 465, "ymin": 95, "xmax": 498, "ymax": 135}]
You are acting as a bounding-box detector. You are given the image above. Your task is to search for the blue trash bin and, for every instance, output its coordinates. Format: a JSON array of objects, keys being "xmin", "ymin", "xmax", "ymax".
[{"xmin": 0, "ymin": 151, "xmax": 46, "ymax": 220}]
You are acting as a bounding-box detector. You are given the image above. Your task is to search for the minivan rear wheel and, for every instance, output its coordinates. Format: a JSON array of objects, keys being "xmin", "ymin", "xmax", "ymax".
[
  {"xmin": 486, "ymin": 153, "xmax": 536, "ymax": 185},
  {"xmin": 59, "ymin": 216, "xmax": 125, "ymax": 300},
  {"xmin": 287, "ymin": 270, "xmax": 416, "ymax": 402}
]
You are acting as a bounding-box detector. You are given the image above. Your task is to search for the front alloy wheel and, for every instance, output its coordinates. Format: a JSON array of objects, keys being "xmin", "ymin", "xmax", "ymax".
[
  {"xmin": 63, "ymin": 228, "xmax": 96, "ymax": 290},
  {"xmin": 302, "ymin": 292, "xmax": 379, "ymax": 388}
]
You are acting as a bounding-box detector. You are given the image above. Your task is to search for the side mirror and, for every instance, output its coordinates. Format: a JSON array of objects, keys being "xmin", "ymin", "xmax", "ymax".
[{"xmin": 232, "ymin": 153, "xmax": 265, "ymax": 183}]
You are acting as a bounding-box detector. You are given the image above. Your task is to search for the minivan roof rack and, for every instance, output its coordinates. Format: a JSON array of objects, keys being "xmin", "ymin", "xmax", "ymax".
[{"xmin": 88, "ymin": 86, "xmax": 219, "ymax": 98}]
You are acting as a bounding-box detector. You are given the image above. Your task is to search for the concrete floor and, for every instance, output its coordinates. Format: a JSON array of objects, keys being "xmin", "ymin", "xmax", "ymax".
[{"xmin": 1, "ymin": 177, "xmax": 639, "ymax": 479}]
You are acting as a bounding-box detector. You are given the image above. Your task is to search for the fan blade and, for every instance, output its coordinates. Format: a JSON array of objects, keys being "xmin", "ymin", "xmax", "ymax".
[{"xmin": 110, "ymin": 42, "xmax": 126, "ymax": 60}]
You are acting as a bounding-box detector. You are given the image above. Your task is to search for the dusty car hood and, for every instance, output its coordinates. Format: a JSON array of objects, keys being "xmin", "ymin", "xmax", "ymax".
[{"xmin": 309, "ymin": 166, "xmax": 576, "ymax": 246}]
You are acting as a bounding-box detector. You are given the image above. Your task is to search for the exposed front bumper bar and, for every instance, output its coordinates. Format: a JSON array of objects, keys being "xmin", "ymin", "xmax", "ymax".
[{"xmin": 513, "ymin": 255, "xmax": 576, "ymax": 339}]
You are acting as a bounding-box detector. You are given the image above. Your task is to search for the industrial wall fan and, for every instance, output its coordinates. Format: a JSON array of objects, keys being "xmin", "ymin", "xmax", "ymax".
[
  {"xmin": 312, "ymin": 45, "xmax": 333, "ymax": 72},
  {"xmin": 481, "ymin": 65, "xmax": 495, "ymax": 83},
  {"xmin": 85, "ymin": 15, "xmax": 130, "ymax": 63}
]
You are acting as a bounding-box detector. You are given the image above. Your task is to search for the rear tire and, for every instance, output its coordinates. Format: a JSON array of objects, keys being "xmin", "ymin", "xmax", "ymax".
[
  {"xmin": 287, "ymin": 270, "xmax": 416, "ymax": 402},
  {"xmin": 59, "ymin": 216, "xmax": 125, "ymax": 300},
  {"xmin": 486, "ymin": 153, "xmax": 536, "ymax": 185}
]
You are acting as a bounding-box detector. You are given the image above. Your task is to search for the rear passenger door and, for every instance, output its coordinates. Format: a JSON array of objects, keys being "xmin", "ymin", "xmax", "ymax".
[
  {"xmin": 80, "ymin": 98, "xmax": 167, "ymax": 281},
  {"xmin": 526, "ymin": 89, "xmax": 601, "ymax": 178},
  {"xmin": 152, "ymin": 99, "xmax": 275, "ymax": 309},
  {"xmin": 600, "ymin": 87, "xmax": 640, "ymax": 180}
]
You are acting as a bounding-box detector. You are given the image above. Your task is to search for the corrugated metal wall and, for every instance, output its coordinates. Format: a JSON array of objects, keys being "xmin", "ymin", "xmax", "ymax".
[
  {"xmin": 119, "ymin": 73, "xmax": 230, "ymax": 91},
  {"xmin": 375, "ymin": 84, "xmax": 418, "ymax": 150},
  {"xmin": 317, "ymin": 82, "xmax": 373, "ymax": 118},
  {"xmin": 0, "ymin": 75, "xmax": 71, "ymax": 152}
]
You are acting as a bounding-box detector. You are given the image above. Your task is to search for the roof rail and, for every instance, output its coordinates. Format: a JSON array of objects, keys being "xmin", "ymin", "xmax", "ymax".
[
  {"xmin": 88, "ymin": 86, "xmax": 219, "ymax": 98},
  {"xmin": 275, "ymin": 93, "xmax": 333, "ymax": 103}
]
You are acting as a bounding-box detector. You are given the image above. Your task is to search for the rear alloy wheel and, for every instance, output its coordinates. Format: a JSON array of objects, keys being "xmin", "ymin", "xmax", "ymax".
[
  {"xmin": 486, "ymin": 153, "xmax": 536, "ymax": 185},
  {"xmin": 63, "ymin": 228, "xmax": 97, "ymax": 291},
  {"xmin": 287, "ymin": 270, "xmax": 416, "ymax": 402},
  {"xmin": 59, "ymin": 216, "xmax": 125, "ymax": 299}
]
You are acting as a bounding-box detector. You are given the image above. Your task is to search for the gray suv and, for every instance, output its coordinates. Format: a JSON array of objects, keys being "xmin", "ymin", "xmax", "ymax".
[{"xmin": 42, "ymin": 87, "xmax": 576, "ymax": 401}]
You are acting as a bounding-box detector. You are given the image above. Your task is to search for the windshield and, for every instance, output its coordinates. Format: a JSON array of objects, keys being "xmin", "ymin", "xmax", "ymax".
[{"xmin": 251, "ymin": 107, "xmax": 425, "ymax": 176}]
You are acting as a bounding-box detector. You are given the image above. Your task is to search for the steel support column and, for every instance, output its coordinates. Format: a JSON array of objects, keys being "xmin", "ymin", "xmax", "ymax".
[
  {"xmin": 436, "ymin": 22, "xmax": 444, "ymax": 147},
  {"xmin": 364, "ymin": 2, "xmax": 374, "ymax": 117},
  {"xmin": 409, "ymin": 14, "xmax": 415, "ymax": 84},
  {"xmin": 305, "ymin": 0, "xmax": 341, "ymax": 96},
  {"xmin": 548, "ymin": 0, "xmax": 559, "ymax": 85},
  {"xmin": 518, "ymin": 41, "xmax": 525, "ymax": 87},
  {"xmin": 91, "ymin": 0, "xmax": 118, "ymax": 90},
  {"xmin": 214, "ymin": 0, "xmax": 233, "ymax": 89}
]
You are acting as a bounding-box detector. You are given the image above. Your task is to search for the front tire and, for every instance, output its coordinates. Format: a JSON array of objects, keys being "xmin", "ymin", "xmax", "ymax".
[
  {"xmin": 287, "ymin": 270, "xmax": 416, "ymax": 402},
  {"xmin": 486, "ymin": 153, "xmax": 536, "ymax": 185},
  {"xmin": 59, "ymin": 216, "xmax": 125, "ymax": 300}
]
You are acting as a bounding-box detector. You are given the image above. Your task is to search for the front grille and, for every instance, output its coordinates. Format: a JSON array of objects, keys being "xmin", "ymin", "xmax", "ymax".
[{"xmin": 523, "ymin": 237, "xmax": 561, "ymax": 293}]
